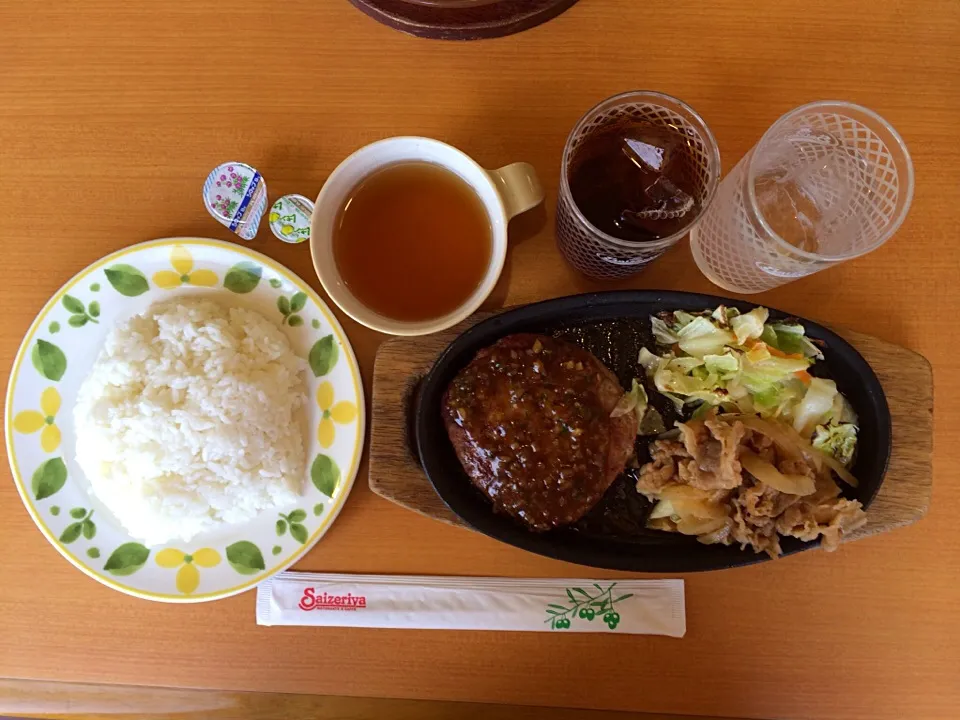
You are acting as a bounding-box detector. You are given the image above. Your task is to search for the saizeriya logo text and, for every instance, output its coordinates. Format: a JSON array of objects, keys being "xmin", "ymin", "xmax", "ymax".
[{"xmin": 298, "ymin": 588, "xmax": 367, "ymax": 611}]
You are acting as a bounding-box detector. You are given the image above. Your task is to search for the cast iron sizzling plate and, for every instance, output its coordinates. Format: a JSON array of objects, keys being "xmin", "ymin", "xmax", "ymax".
[{"xmin": 414, "ymin": 291, "xmax": 892, "ymax": 572}]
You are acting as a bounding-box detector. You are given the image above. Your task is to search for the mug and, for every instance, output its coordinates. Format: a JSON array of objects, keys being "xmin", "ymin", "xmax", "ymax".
[{"xmin": 310, "ymin": 136, "xmax": 543, "ymax": 336}]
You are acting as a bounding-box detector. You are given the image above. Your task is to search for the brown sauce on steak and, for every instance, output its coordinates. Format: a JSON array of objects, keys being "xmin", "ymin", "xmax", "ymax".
[{"xmin": 442, "ymin": 334, "xmax": 635, "ymax": 531}]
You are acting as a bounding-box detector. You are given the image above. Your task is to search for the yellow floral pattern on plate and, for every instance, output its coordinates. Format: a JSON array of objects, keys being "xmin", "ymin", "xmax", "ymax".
[
  {"xmin": 316, "ymin": 381, "xmax": 358, "ymax": 448},
  {"xmin": 6, "ymin": 238, "xmax": 364, "ymax": 602},
  {"xmin": 13, "ymin": 387, "xmax": 61, "ymax": 452},
  {"xmin": 156, "ymin": 547, "xmax": 222, "ymax": 595},
  {"xmin": 152, "ymin": 245, "xmax": 219, "ymax": 289}
]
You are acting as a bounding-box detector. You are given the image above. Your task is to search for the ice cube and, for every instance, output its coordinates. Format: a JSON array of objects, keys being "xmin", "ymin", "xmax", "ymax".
[
  {"xmin": 568, "ymin": 119, "xmax": 699, "ymax": 242},
  {"xmin": 625, "ymin": 176, "xmax": 694, "ymax": 221},
  {"xmin": 621, "ymin": 125, "xmax": 683, "ymax": 173},
  {"xmin": 617, "ymin": 126, "xmax": 695, "ymax": 232}
]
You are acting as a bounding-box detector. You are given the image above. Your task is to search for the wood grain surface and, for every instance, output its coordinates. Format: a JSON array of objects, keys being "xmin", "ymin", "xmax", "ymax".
[
  {"xmin": 1, "ymin": 1, "xmax": 959, "ymax": 719},
  {"xmin": 368, "ymin": 313, "xmax": 933, "ymax": 543},
  {"xmin": 0, "ymin": 679, "xmax": 735, "ymax": 720}
]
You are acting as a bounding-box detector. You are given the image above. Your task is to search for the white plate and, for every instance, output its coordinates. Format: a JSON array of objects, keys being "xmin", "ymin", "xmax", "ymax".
[{"xmin": 5, "ymin": 238, "xmax": 364, "ymax": 602}]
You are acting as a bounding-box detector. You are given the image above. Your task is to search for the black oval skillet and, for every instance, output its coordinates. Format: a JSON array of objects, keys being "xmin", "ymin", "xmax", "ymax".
[{"xmin": 414, "ymin": 291, "xmax": 892, "ymax": 572}]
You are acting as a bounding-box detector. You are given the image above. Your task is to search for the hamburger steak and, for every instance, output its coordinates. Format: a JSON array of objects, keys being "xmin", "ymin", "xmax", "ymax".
[{"xmin": 442, "ymin": 334, "xmax": 636, "ymax": 531}]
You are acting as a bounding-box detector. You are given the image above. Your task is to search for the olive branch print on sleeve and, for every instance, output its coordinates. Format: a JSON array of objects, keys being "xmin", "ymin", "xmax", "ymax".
[{"xmin": 544, "ymin": 582, "xmax": 632, "ymax": 630}]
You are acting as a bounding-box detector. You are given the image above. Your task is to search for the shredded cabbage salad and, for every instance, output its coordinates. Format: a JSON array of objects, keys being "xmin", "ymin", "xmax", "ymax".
[{"xmin": 641, "ymin": 306, "xmax": 858, "ymax": 466}]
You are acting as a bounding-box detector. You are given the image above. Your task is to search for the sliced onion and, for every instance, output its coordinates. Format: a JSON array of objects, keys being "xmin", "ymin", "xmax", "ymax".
[
  {"xmin": 723, "ymin": 413, "xmax": 859, "ymax": 487},
  {"xmin": 658, "ymin": 484, "xmax": 728, "ymax": 520},
  {"xmin": 740, "ymin": 450, "xmax": 816, "ymax": 496},
  {"xmin": 647, "ymin": 517, "xmax": 677, "ymax": 532},
  {"xmin": 648, "ymin": 498, "xmax": 675, "ymax": 520},
  {"xmin": 725, "ymin": 413, "xmax": 806, "ymax": 459},
  {"xmin": 697, "ymin": 520, "xmax": 733, "ymax": 545},
  {"xmin": 818, "ymin": 450, "xmax": 859, "ymax": 488},
  {"xmin": 610, "ymin": 388, "xmax": 639, "ymax": 418},
  {"xmin": 676, "ymin": 515, "xmax": 728, "ymax": 536}
]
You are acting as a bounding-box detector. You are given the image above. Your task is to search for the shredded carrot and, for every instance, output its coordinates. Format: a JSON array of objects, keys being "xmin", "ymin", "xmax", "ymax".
[
  {"xmin": 794, "ymin": 370, "xmax": 813, "ymax": 385},
  {"xmin": 766, "ymin": 344, "xmax": 804, "ymax": 360},
  {"xmin": 744, "ymin": 338, "xmax": 805, "ymax": 360}
]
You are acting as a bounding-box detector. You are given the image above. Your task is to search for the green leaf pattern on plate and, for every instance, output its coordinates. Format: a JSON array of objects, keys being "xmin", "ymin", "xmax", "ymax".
[
  {"xmin": 32, "ymin": 457, "xmax": 67, "ymax": 500},
  {"xmin": 309, "ymin": 335, "xmax": 338, "ymax": 377},
  {"xmin": 103, "ymin": 543, "xmax": 150, "ymax": 576},
  {"xmin": 104, "ymin": 264, "xmax": 149, "ymax": 297},
  {"xmin": 82, "ymin": 517, "xmax": 96, "ymax": 539},
  {"xmin": 60, "ymin": 522, "xmax": 83, "ymax": 544},
  {"xmin": 277, "ymin": 291, "xmax": 308, "ymax": 327},
  {"xmin": 290, "ymin": 523, "xmax": 308, "ymax": 544},
  {"xmin": 31, "ymin": 340, "xmax": 66, "ymax": 381},
  {"xmin": 60, "ymin": 507, "xmax": 96, "ymax": 545},
  {"xmin": 311, "ymin": 454, "xmax": 340, "ymax": 497},
  {"xmin": 11, "ymin": 241, "xmax": 361, "ymax": 599},
  {"xmin": 276, "ymin": 510, "xmax": 308, "ymax": 545},
  {"xmin": 225, "ymin": 541, "xmax": 266, "ymax": 575},
  {"xmin": 62, "ymin": 294, "xmax": 100, "ymax": 327},
  {"xmin": 223, "ymin": 261, "xmax": 262, "ymax": 294},
  {"xmin": 62, "ymin": 295, "xmax": 84, "ymax": 314}
]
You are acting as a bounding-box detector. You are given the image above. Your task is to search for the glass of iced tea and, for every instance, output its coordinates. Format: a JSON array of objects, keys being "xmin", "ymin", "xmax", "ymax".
[
  {"xmin": 690, "ymin": 101, "xmax": 914, "ymax": 294},
  {"xmin": 556, "ymin": 91, "xmax": 721, "ymax": 279}
]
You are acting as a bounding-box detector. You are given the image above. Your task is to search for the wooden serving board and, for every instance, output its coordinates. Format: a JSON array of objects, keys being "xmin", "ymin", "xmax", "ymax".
[
  {"xmin": 347, "ymin": 0, "xmax": 582, "ymax": 41},
  {"xmin": 369, "ymin": 313, "xmax": 933, "ymax": 546}
]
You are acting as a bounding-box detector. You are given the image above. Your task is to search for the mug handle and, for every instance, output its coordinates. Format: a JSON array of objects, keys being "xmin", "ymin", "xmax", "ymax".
[{"xmin": 487, "ymin": 162, "xmax": 544, "ymax": 220}]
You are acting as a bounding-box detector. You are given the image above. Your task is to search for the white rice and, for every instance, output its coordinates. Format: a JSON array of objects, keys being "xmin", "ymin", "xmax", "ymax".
[{"xmin": 74, "ymin": 297, "xmax": 307, "ymax": 546}]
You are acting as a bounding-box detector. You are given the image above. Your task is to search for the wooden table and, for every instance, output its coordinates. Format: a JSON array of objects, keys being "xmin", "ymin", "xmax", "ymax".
[{"xmin": 1, "ymin": 2, "xmax": 958, "ymax": 719}]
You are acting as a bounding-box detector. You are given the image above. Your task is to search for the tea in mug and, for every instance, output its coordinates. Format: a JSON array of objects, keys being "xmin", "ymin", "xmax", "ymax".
[{"xmin": 333, "ymin": 162, "xmax": 492, "ymax": 323}]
